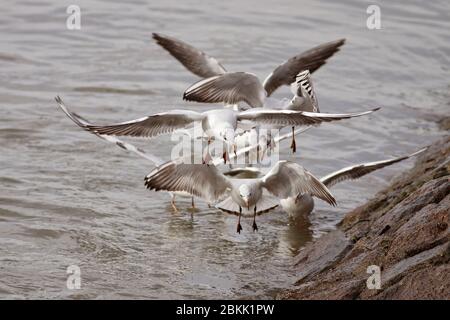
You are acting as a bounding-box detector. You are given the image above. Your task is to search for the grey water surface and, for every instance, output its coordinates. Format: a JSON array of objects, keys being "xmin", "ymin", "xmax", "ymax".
[{"xmin": 0, "ymin": 0, "xmax": 449, "ymax": 299}]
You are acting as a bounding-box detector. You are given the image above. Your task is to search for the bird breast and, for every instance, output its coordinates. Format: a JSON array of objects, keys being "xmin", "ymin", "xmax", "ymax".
[{"xmin": 279, "ymin": 193, "xmax": 315, "ymax": 217}]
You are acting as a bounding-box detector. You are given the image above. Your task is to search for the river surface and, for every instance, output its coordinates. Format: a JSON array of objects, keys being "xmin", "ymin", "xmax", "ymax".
[{"xmin": 1, "ymin": 0, "xmax": 449, "ymax": 299}]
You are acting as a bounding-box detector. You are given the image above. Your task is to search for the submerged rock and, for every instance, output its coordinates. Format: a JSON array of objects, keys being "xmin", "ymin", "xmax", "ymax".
[{"xmin": 279, "ymin": 134, "xmax": 450, "ymax": 300}]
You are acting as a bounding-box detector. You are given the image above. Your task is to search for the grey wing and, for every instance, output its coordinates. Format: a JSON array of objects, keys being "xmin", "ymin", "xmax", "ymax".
[
  {"xmin": 55, "ymin": 97, "xmax": 204, "ymax": 138},
  {"xmin": 263, "ymin": 38, "xmax": 346, "ymax": 96},
  {"xmin": 152, "ymin": 33, "xmax": 226, "ymax": 78},
  {"xmin": 144, "ymin": 161, "xmax": 232, "ymax": 202},
  {"xmin": 320, "ymin": 148, "xmax": 428, "ymax": 188},
  {"xmin": 261, "ymin": 161, "xmax": 336, "ymax": 206},
  {"xmin": 56, "ymin": 96, "xmax": 164, "ymax": 165},
  {"xmin": 237, "ymin": 107, "xmax": 380, "ymax": 127},
  {"xmin": 183, "ymin": 72, "xmax": 266, "ymax": 108}
]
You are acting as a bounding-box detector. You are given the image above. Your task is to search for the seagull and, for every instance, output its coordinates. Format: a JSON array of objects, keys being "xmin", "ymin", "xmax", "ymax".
[
  {"xmin": 56, "ymin": 96, "xmax": 379, "ymax": 163},
  {"xmin": 230, "ymin": 148, "xmax": 428, "ymax": 217},
  {"xmin": 183, "ymin": 69, "xmax": 333, "ymax": 153},
  {"xmin": 154, "ymin": 33, "xmax": 338, "ymax": 152},
  {"xmin": 57, "ymin": 99, "xmax": 314, "ymax": 212},
  {"xmin": 152, "ymin": 32, "xmax": 345, "ymax": 97},
  {"xmin": 144, "ymin": 160, "xmax": 337, "ymax": 233}
]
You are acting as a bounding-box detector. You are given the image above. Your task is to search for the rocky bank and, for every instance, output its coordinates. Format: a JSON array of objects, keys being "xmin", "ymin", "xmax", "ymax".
[{"xmin": 279, "ymin": 123, "xmax": 450, "ymax": 299}]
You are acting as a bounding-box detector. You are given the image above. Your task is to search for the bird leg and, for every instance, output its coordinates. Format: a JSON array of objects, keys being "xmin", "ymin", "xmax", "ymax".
[
  {"xmin": 290, "ymin": 126, "xmax": 296, "ymax": 153},
  {"xmin": 203, "ymin": 138, "xmax": 212, "ymax": 164},
  {"xmin": 222, "ymin": 150, "xmax": 229, "ymax": 164},
  {"xmin": 256, "ymin": 144, "xmax": 260, "ymax": 163},
  {"xmin": 191, "ymin": 197, "xmax": 195, "ymax": 209},
  {"xmin": 237, "ymin": 206, "xmax": 243, "ymax": 234},
  {"xmin": 252, "ymin": 206, "xmax": 258, "ymax": 232},
  {"xmin": 267, "ymin": 131, "xmax": 276, "ymax": 151},
  {"xmin": 170, "ymin": 194, "xmax": 179, "ymax": 213}
]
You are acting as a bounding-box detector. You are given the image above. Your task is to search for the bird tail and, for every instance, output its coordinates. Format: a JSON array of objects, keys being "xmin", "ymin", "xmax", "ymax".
[{"xmin": 215, "ymin": 197, "xmax": 241, "ymax": 215}]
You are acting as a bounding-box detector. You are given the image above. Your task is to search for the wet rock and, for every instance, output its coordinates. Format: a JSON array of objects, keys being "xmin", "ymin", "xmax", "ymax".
[{"xmin": 279, "ymin": 133, "xmax": 450, "ymax": 300}]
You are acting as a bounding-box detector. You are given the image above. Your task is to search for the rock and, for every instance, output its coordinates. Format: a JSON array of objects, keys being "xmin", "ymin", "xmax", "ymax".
[
  {"xmin": 278, "ymin": 133, "xmax": 450, "ymax": 300},
  {"xmin": 293, "ymin": 230, "xmax": 352, "ymax": 284}
]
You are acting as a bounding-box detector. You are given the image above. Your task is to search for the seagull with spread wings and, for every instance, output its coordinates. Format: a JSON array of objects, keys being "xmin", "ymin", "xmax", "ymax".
[
  {"xmin": 227, "ymin": 148, "xmax": 428, "ymax": 217},
  {"xmin": 144, "ymin": 160, "xmax": 337, "ymax": 233},
  {"xmin": 152, "ymin": 32, "xmax": 344, "ymax": 98},
  {"xmin": 56, "ymin": 96, "xmax": 379, "ymax": 163}
]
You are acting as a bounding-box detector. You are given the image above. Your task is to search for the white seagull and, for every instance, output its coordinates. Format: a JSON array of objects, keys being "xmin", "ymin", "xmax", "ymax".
[
  {"xmin": 144, "ymin": 160, "xmax": 337, "ymax": 233},
  {"xmin": 152, "ymin": 32, "xmax": 345, "ymax": 98},
  {"xmin": 56, "ymin": 96, "xmax": 379, "ymax": 163},
  {"xmin": 229, "ymin": 148, "xmax": 428, "ymax": 217}
]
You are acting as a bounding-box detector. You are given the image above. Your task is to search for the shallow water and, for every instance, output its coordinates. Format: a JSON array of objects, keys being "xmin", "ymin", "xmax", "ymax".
[{"xmin": 0, "ymin": 0, "xmax": 449, "ymax": 299}]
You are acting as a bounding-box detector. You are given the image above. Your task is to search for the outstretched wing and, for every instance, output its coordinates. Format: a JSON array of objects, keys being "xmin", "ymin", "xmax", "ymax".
[
  {"xmin": 183, "ymin": 72, "xmax": 265, "ymax": 108},
  {"xmin": 152, "ymin": 33, "xmax": 226, "ymax": 78},
  {"xmin": 237, "ymin": 107, "xmax": 380, "ymax": 127},
  {"xmin": 261, "ymin": 161, "xmax": 336, "ymax": 206},
  {"xmin": 321, "ymin": 148, "xmax": 428, "ymax": 188},
  {"xmin": 57, "ymin": 98, "xmax": 164, "ymax": 165},
  {"xmin": 144, "ymin": 161, "xmax": 232, "ymax": 202},
  {"xmin": 56, "ymin": 96, "xmax": 204, "ymax": 138},
  {"xmin": 263, "ymin": 39, "xmax": 345, "ymax": 96}
]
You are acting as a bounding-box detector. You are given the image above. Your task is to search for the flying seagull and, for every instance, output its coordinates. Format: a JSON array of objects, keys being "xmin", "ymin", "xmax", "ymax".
[
  {"xmin": 152, "ymin": 32, "xmax": 345, "ymax": 97},
  {"xmin": 56, "ymin": 96, "xmax": 379, "ymax": 163},
  {"xmin": 144, "ymin": 160, "xmax": 337, "ymax": 233}
]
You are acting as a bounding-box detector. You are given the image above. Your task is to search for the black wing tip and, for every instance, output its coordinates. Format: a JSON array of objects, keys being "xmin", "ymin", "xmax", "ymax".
[
  {"xmin": 152, "ymin": 32, "xmax": 164, "ymax": 40},
  {"xmin": 55, "ymin": 95, "xmax": 62, "ymax": 104},
  {"xmin": 372, "ymin": 107, "xmax": 381, "ymax": 112},
  {"xmin": 337, "ymin": 38, "xmax": 346, "ymax": 45}
]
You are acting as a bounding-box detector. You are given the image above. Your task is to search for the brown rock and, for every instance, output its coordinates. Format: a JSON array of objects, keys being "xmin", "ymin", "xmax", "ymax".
[{"xmin": 278, "ymin": 134, "xmax": 450, "ymax": 300}]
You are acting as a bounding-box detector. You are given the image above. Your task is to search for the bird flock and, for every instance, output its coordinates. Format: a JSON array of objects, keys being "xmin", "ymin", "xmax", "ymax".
[{"xmin": 57, "ymin": 33, "xmax": 425, "ymax": 233}]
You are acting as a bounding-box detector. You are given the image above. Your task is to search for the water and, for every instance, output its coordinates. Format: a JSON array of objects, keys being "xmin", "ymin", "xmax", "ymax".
[{"xmin": 0, "ymin": 0, "xmax": 449, "ymax": 299}]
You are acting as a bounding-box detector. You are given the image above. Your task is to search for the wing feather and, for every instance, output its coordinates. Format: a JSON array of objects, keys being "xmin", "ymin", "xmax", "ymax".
[
  {"xmin": 320, "ymin": 148, "xmax": 428, "ymax": 187},
  {"xmin": 263, "ymin": 39, "xmax": 345, "ymax": 96},
  {"xmin": 144, "ymin": 161, "xmax": 232, "ymax": 202},
  {"xmin": 183, "ymin": 72, "xmax": 265, "ymax": 108},
  {"xmin": 261, "ymin": 161, "xmax": 336, "ymax": 206},
  {"xmin": 56, "ymin": 95, "xmax": 164, "ymax": 165},
  {"xmin": 152, "ymin": 33, "xmax": 226, "ymax": 78},
  {"xmin": 237, "ymin": 108, "xmax": 380, "ymax": 127},
  {"xmin": 57, "ymin": 96, "xmax": 203, "ymax": 138}
]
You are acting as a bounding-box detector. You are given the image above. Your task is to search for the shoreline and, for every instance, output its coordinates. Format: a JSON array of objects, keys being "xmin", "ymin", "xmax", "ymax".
[{"xmin": 278, "ymin": 120, "xmax": 450, "ymax": 299}]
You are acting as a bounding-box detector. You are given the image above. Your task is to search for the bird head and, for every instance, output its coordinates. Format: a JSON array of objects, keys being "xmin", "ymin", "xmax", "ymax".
[{"xmin": 239, "ymin": 184, "xmax": 251, "ymax": 210}]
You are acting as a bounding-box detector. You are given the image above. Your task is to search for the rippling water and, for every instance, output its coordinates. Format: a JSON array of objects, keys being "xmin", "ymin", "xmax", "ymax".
[{"xmin": 1, "ymin": 0, "xmax": 449, "ymax": 299}]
